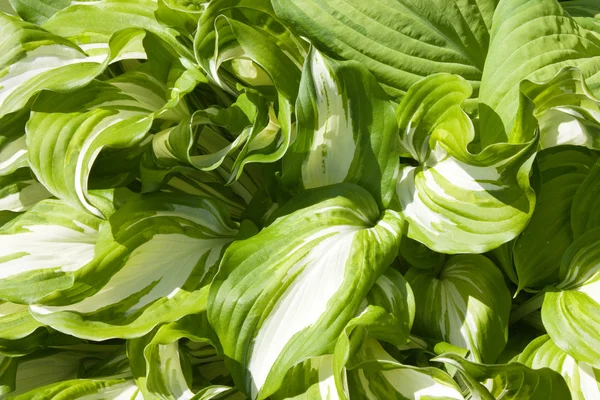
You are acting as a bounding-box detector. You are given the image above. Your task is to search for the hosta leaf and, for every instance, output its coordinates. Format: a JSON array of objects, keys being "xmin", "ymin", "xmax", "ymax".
[
  {"xmin": 194, "ymin": 0, "xmax": 304, "ymax": 98},
  {"xmin": 281, "ymin": 48, "xmax": 399, "ymax": 208},
  {"xmin": 156, "ymin": 168, "xmax": 247, "ymax": 220},
  {"xmin": 434, "ymin": 353, "xmax": 571, "ymax": 400},
  {"xmin": 9, "ymin": 0, "xmax": 70, "ymax": 25},
  {"xmin": 26, "ymin": 67, "xmax": 187, "ymax": 218},
  {"xmin": 1, "ymin": 349, "xmax": 108, "ymax": 397},
  {"xmin": 0, "ymin": 169, "xmax": 52, "ymax": 213},
  {"xmin": 346, "ymin": 339, "xmax": 464, "ymax": 400},
  {"xmin": 194, "ymin": 0, "xmax": 304, "ymax": 177},
  {"xmin": 30, "ymin": 193, "xmax": 238, "ymax": 340},
  {"xmin": 151, "ymin": 89, "xmax": 280, "ymax": 183},
  {"xmin": 571, "ymin": 158, "xmax": 600, "ymax": 238},
  {"xmin": 41, "ymin": 0, "xmax": 189, "ymax": 60},
  {"xmin": 513, "ymin": 146, "xmax": 598, "ymax": 290},
  {"xmin": 128, "ymin": 312, "xmax": 239, "ymax": 400},
  {"xmin": 406, "ymin": 255, "xmax": 511, "ymax": 363},
  {"xmin": 208, "ymin": 183, "xmax": 403, "ymax": 399},
  {"xmin": 561, "ymin": 1, "xmax": 600, "ymax": 48},
  {"xmin": 272, "ymin": 268, "xmax": 415, "ymax": 400},
  {"xmin": 517, "ymin": 335, "xmax": 600, "ymax": 400},
  {"xmin": 270, "ymin": 354, "xmax": 338, "ymax": 400},
  {"xmin": 6, "ymin": 378, "xmax": 140, "ymax": 400},
  {"xmin": 0, "ymin": 199, "xmax": 101, "ymax": 304},
  {"xmin": 542, "ymin": 227, "xmax": 600, "ymax": 369},
  {"xmin": 0, "ymin": 14, "xmax": 106, "ymax": 119},
  {"xmin": 271, "ymin": 0, "xmax": 497, "ymax": 99},
  {"xmin": 0, "ymin": 10, "xmax": 152, "ymax": 120},
  {"xmin": 0, "ymin": 302, "xmax": 46, "ymax": 356},
  {"xmin": 396, "ymin": 73, "xmax": 472, "ymax": 164},
  {"xmin": 479, "ymin": 0, "xmax": 600, "ymax": 146},
  {"xmin": 0, "ymin": 110, "xmax": 29, "ymax": 177},
  {"xmin": 396, "ymin": 74, "xmax": 538, "ymax": 253},
  {"xmin": 521, "ymin": 68, "xmax": 600, "ymax": 150}
]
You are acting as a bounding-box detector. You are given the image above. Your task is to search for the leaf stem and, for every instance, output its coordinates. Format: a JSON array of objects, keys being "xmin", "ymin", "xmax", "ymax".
[{"xmin": 509, "ymin": 292, "xmax": 545, "ymax": 325}]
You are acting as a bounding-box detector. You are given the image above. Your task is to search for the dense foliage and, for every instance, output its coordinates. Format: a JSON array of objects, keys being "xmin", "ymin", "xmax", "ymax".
[{"xmin": 0, "ymin": 0, "xmax": 599, "ymax": 398}]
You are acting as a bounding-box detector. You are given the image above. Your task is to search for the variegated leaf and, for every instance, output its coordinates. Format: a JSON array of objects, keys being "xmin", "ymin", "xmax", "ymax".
[
  {"xmin": 517, "ymin": 335, "xmax": 600, "ymax": 400},
  {"xmin": 395, "ymin": 74, "xmax": 537, "ymax": 254},
  {"xmin": 30, "ymin": 193, "xmax": 238, "ymax": 340},
  {"xmin": 281, "ymin": 48, "xmax": 399, "ymax": 208},
  {"xmin": 406, "ymin": 255, "xmax": 511, "ymax": 363},
  {"xmin": 208, "ymin": 183, "xmax": 403, "ymax": 399}
]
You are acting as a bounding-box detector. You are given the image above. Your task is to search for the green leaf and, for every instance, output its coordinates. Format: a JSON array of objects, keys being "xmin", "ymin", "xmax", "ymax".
[
  {"xmin": 513, "ymin": 146, "xmax": 598, "ymax": 290},
  {"xmin": 542, "ymin": 227, "xmax": 600, "ymax": 369},
  {"xmin": 7, "ymin": 378, "xmax": 140, "ymax": 400},
  {"xmin": 517, "ymin": 335, "xmax": 600, "ymax": 400},
  {"xmin": 479, "ymin": 0, "xmax": 600, "ymax": 146},
  {"xmin": 271, "ymin": 0, "xmax": 497, "ymax": 100},
  {"xmin": 0, "ymin": 169, "xmax": 52, "ymax": 213},
  {"xmin": 26, "ymin": 67, "xmax": 186, "ymax": 218},
  {"xmin": 29, "ymin": 193, "xmax": 238, "ymax": 340},
  {"xmin": 0, "ymin": 110, "xmax": 30, "ymax": 177},
  {"xmin": 128, "ymin": 312, "xmax": 239, "ymax": 400},
  {"xmin": 194, "ymin": 0, "xmax": 304, "ymax": 178},
  {"xmin": 406, "ymin": 254, "xmax": 512, "ymax": 363},
  {"xmin": 0, "ymin": 302, "xmax": 46, "ymax": 357},
  {"xmin": 521, "ymin": 68, "xmax": 600, "ymax": 150},
  {"xmin": 347, "ymin": 339, "xmax": 464, "ymax": 399},
  {"xmin": 8, "ymin": 0, "xmax": 70, "ymax": 25},
  {"xmin": 0, "ymin": 14, "xmax": 104, "ymax": 119},
  {"xmin": 571, "ymin": 158, "xmax": 600, "ymax": 238},
  {"xmin": 396, "ymin": 74, "xmax": 538, "ymax": 253},
  {"xmin": 208, "ymin": 183, "xmax": 403, "ymax": 399},
  {"xmin": 194, "ymin": 0, "xmax": 304, "ymax": 99},
  {"xmin": 0, "ymin": 199, "xmax": 101, "ymax": 304},
  {"xmin": 2, "ymin": 349, "xmax": 109, "ymax": 398},
  {"xmin": 41, "ymin": 0, "xmax": 190, "ymax": 59},
  {"xmin": 281, "ymin": 48, "xmax": 399, "ymax": 208},
  {"xmin": 434, "ymin": 352, "xmax": 572, "ymax": 400},
  {"xmin": 150, "ymin": 89, "xmax": 282, "ymax": 183}
]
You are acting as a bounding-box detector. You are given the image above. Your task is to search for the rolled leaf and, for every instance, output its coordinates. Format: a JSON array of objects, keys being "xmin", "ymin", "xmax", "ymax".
[{"xmin": 396, "ymin": 74, "xmax": 538, "ymax": 253}]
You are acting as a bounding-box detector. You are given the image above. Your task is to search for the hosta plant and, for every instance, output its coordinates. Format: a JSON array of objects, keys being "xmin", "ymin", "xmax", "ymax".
[{"xmin": 0, "ymin": 0, "xmax": 600, "ymax": 399}]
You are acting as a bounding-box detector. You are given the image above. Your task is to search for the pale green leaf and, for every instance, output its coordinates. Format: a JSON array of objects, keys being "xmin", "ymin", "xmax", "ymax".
[
  {"xmin": 0, "ymin": 169, "xmax": 52, "ymax": 213},
  {"xmin": 347, "ymin": 339, "xmax": 464, "ymax": 400},
  {"xmin": 26, "ymin": 67, "xmax": 187, "ymax": 218},
  {"xmin": 406, "ymin": 255, "xmax": 511, "ymax": 363}
]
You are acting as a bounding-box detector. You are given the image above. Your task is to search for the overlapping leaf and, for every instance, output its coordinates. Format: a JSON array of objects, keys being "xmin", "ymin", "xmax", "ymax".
[
  {"xmin": 30, "ymin": 193, "xmax": 238, "ymax": 340},
  {"xmin": 396, "ymin": 73, "xmax": 538, "ymax": 253},
  {"xmin": 208, "ymin": 184, "xmax": 403, "ymax": 399}
]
